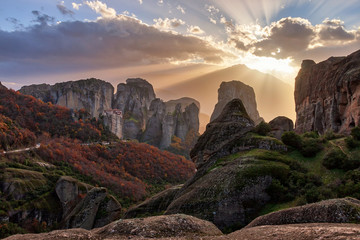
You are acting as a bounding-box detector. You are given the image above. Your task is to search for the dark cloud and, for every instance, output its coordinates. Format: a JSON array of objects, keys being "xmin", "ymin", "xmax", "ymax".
[
  {"xmin": 254, "ymin": 17, "xmax": 315, "ymax": 58},
  {"xmin": 31, "ymin": 10, "xmax": 55, "ymax": 26},
  {"xmin": 0, "ymin": 16, "xmax": 232, "ymax": 77},
  {"xmin": 56, "ymin": 2, "xmax": 75, "ymax": 17},
  {"xmin": 6, "ymin": 18, "xmax": 24, "ymax": 30}
]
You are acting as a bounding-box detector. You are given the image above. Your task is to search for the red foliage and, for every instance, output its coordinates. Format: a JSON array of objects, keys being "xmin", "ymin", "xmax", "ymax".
[{"xmin": 36, "ymin": 138, "xmax": 195, "ymax": 201}]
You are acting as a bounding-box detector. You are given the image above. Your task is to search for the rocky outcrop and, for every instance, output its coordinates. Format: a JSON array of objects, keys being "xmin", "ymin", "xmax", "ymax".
[
  {"xmin": 20, "ymin": 78, "xmax": 200, "ymax": 150},
  {"xmin": 190, "ymin": 98, "xmax": 255, "ymax": 168},
  {"xmin": 163, "ymin": 99, "xmax": 288, "ymax": 231},
  {"xmin": 55, "ymin": 176, "xmax": 121, "ymax": 230},
  {"xmin": 5, "ymin": 214, "xmax": 222, "ymax": 240},
  {"xmin": 113, "ymin": 78, "xmax": 156, "ymax": 139},
  {"xmin": 269, "ymin": 116, "xmax": 294, "ymax": 139},
  {"xmin": 1, "ymin": 173, "xmax": 121, "ymax": 233},
  {"xmin": 295, "ymin": 50, "xmax": 360, "ymax": 134},
  {"xmin": 245, "ymin": 197, "xmax": 360, "ymax": 228},
  {"xmin": 20, "ymin": 79, "xmax": 114, "ymax": 119},
  {"xmin": 210, "ymin": 81, "xmax": 263, "ymax": 124}
]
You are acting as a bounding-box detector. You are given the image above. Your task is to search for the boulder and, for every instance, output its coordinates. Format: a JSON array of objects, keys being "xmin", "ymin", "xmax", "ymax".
[
  {"xmin": 269, "ymin": 116, "xmax": 294, "ymax": 139},
  {"xmin": 210, "ymin": 81, "xmax": 263, "ymax": 124},
  {"xmin": 64, "ymin": 187, "xmax": 107, "ymax": 230},
  {"xmin": 245, "ymin": 197, "xmax": 360, "ymax": 228},
  {"xmin": 295, "ymin": 50, "xmax": 360, "ymax": 134},
  {"xmin": 5, "ymin": 214, "xmax": 222, "ymax": 239}
]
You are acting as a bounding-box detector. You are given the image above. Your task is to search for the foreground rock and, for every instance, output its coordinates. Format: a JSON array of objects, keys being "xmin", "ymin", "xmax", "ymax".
[
  {"xmin": 228, "ymin": 223, "xmax": 360, "ymax": 240},
  {"xmin": 5, "ymin": 214, "xmax": 222, "ymax": 240},
  {"xmin": 246, "ymin": 197, "xmax": 360, "ymax": 228},
  {"xmin": 210, "ymin": 81, "xmax": 263, "ymax": 124},
  {"xmin": 295, "ymin": 49, "xmax": 360, "ymax": 134}
]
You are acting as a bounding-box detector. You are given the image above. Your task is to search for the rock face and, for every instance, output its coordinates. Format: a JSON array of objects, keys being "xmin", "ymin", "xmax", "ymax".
[
  {"xmin": 245, "ymin": 197, "xmax": 360, "ymax": 228},
  {"xmin": 269, "ymin": 116, "xmax": 294, "ymax": 139},
  {"xmin": 295, "ymin": 49, "xmax": 360, "ymax": 134},
  {"xmin": 210, "ymin": 81, "xmax": 263, "ymax": 124},
  {"xmin": 20, "ymin": 78, "xmax": 114, "ymax": 119},
  {"xmin": 20, "ymin": 78, "xmax": 200, "ymax": 150}
]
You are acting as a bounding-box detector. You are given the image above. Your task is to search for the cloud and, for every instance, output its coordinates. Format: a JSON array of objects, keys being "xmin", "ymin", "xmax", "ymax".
[
  {"xmin": 225, "ymin": 17, "xmax": 360, "ymax": 62},
  {"xmin": 57, "ymin": 1, "xmax": 75, "ymax": 17},
  {"xmin": 209, "ymin": 17, "xmax": 216, "ymax": 24},
  {"xmin": 187, "ymin": 25, "xmax": 204, "ymax": 35},
  {"xmin": 0, "ymin": 15, "xmax": 232, "ymax": 77},
  {"xmin": 84, "ymin": 0, "xmax": 116, "ymax": 18},
  {"xmin": 6, "ymin": 18, "xmax": 24, "ymax": 30},
  {"xmin": 176, "ymin": 5, "xmax": 186, "ymax": 14},
  {"xmin": 72, "ymin": 2, "xmax": 82, "ymax": 10},
  {"xmin": 153, "ymin": 18, "xmax": 185, "ymax": 30},
  {"xmin": 31, "ymin": 10, "xmax": 55, "ymax": 26}
]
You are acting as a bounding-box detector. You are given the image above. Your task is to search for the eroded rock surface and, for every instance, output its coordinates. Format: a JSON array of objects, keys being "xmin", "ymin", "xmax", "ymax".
[
  {"xmin": 295, "ymin": 50, "xmax": 360, "ymax": 134},
  {"xmin": 210, "ymin": 81, "xmax": 263, "ymax": 124}
]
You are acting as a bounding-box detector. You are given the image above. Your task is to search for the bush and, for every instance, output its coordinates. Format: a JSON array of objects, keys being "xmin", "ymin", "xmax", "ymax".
[
  {"xmin": 322, "ymin": 149, "xmax": 348, "ymax": 170},
  {"xmin": 345, "ymin": 136, "xmax": 360, "ymax": 149},
  {"xmin": 302, "ymin": 131, "xmax": 319, "ymax": 139},
  {"xmin": 253, "ymin": 121, "xmax": 271, "ymax": 136},
  {"xmin": 281, "ymin": 131, "xmax": 302, "ymax": 149},
  {"xmin": 300, "ymin": 138, "xmax": 323, "ymax": 157},
  {"xmin": 351, "ymin": 126, "xmax": 360, "ymax": 140}
]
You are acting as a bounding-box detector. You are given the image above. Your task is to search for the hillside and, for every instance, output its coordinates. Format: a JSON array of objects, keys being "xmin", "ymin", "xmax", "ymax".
[{"xmin": 0, "ymin": 84, "xmax": 195, "ymax": 238}]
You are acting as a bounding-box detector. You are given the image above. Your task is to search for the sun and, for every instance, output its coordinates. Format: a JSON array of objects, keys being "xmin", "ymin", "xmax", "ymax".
[{"xmin": 242, "ymin": 54, "xmax": 298, "ymax": 83}]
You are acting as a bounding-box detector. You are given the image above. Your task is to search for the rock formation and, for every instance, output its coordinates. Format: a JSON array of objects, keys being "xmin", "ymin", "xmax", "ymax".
[
  {"xmin": 210, "ymin": 81, "xmax": 263, "ymax": 124},
  {"xmin": 20, "ymin": 78, "xmax": 114, "ymax": 119},
  {"xmin": 269, "ymin": 116, "xmax": 294, "ymax": 139},
  {"xmin": 20, "ymin": 78, "xmax": 200, "ymax": 150},
  {"xmin": 295, "ymin": 49, "xmax": 360, "ymax": 134},
  {"xmin": 161, "ymin": 99, "xmax": 287, "ymax": 231},
  {"xmin": 1, "ymin": 173, "xmax": 121, "ymax": 232}
]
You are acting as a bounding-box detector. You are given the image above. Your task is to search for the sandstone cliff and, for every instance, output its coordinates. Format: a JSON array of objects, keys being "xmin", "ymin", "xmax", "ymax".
[
  {"xmin": 20, "ymin": 78, "xmax": 114, "ymax": 119},
  {"xmin": 20, "ymin": 78, "xmax": 200, "ymax": 150},
  {"xmin": 295, "ymin": 49, "xmax": 360, "ymax": 133},
  {"xmin": 210, "ymin": 81, "xmax": 263, "ymax": 124}
]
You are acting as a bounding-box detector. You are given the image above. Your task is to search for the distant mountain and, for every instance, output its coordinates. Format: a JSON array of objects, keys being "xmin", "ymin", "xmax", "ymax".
[{"xmin": 156, "ymin": 64, "xmax": 295, "ymax": 124}]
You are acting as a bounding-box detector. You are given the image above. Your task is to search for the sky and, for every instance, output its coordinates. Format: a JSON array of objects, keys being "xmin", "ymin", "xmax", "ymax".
[{"xmin": 1, "ymin": 0, "xmax": 360, "ymax": 91}]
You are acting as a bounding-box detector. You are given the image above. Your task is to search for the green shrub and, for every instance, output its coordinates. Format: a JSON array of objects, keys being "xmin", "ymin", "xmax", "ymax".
[
  {"xmin": 322, "ymin": 149, "xmax": 348, "ymax": 169},
  {"xmin": 351, "ymin": 126, "xmax": 360, "ymax": 140},
  {"xmin": 345, "ymin": 136, "xmax": 360, "ymax": 149},
  {"xmin": 281, "ymin": 131, "xmax": 302, "ymax": 149},
  {"xmin": 302, "ymin": 131, "xmax": 319, "ymax": 139},
  {"xmin": 300, "ymin": 138, "xmax": 323, "ymax": 157},
  {"xmin": 253, "ymin": 121, "xmax": 271, "ymax": 136}
]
